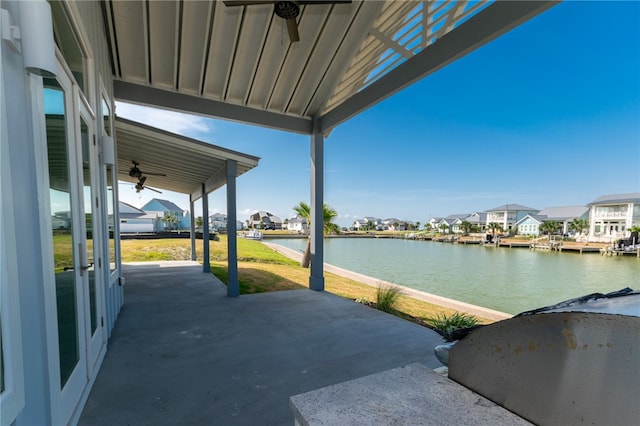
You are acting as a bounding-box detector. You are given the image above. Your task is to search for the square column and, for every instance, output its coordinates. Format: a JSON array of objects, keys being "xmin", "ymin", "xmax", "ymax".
[
  {"xmin": 309, "ymin": 125, "xmax": 324, "ymax": 291},
  {"xmin": 202, "ymin": 183, "xmax": 210, "ymax": 273},
  {"xmin": 226, "ymin": 160, "xmax": 239, "ymax": 297},
  {"xmin": 189, "ymin": 196, "xmax": 196, "ymax": 261}
]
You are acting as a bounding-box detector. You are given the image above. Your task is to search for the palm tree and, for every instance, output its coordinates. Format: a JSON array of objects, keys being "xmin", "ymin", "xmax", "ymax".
[
  {"xmin": 438, "ymin": 223, "xmax": 449, "ymax": 234},
  {"xmin": 415, "ymin": 221, "xmax": 421, "ymax": 231},
  {"xmin": 487, "ymin": 222, "xmax": 503, "ymax": 238},
  {"xmin": 195, "ymin": 216, "xmax": 203, "ymax": 231},
  {"xmin": 540, "ymin": 220, "xmax": 560, "ymax": 240},
  {"xmin": 460, "ymin": 220, "xmax": 473, "ymax": 235},
  {"xmin": 569, "ymin": 218, "xmax": 589, "ymax": 235},
  {"xmin": 293, "ymin": 201, "xmax": 339, "ymax": 268},
  {"xmin": 162, "ymin": 212, "xmax": 179, "ymax": 231}
]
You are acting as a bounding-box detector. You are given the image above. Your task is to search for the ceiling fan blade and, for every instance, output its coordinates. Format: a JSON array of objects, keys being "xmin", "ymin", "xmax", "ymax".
[
  {"xmin": 223, "ymin": 1, "xmax": 274, "ymax": 6},
  {"xmin": 147, "ymin": 186, "xmax": 162, "ymax": 194},
  {"xmin": 286, "ymin": 18, "xmax": 299, "ymax": 42},
  {"xmin": 139, "ymin": 176, "xmax": 147, "ymax": 185}
]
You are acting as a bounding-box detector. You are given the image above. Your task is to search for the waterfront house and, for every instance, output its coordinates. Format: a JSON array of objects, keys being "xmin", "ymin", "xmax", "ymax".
[
  {"xmin": 353, "ymin": 217, "xmax": 381, "ymax": 230},
  {"xmin": 248, "ymin": 211, "xmax": 282, "ymax": 230},
  {"xmin": 381, "ymin": 218, "xmax": 400, "ymax": 231},
  {"xmin": 141, "ymin": 198, "xmax": 188, "ymax": 231},
  {"xmin": 539, "ymin": 205, "xmax": 589, "ymax": 235},
  {"xmin": 515, "ymin": 206, "xmax": 589, "ymax": 237},
  {"xmin": 119, "ymin": 201, "xmax": 158, "ymax": 233},
  {"xmin": 515, "ymin": 214, "xmax": 546, "ymax": 236},
  {"xmin": 287, "ymin": 216, "xmax": 309, "ymax": 233},
  {"xmin": 428, "ymin": 217, "xmax": 444, "ymax": 230},
  {"xmin": 587, "ymin": 193, "xmax": 640, "ymax": 242},
  {"xmin": 352, "ymin": 219, "xmax": 367, "ymax": 230},
  {"xmin": 362, "ymin": 216, "xmax": 382, "ymax": 229},
  {"xmin": 464, "ymin": 212, "xmax": 488, "ymax": 232},
  {"xmin": 435, "ymin": 217, "xmax": 456, "ymax": 233},
  {"xmin": 443, "ymin": 214, "xmax": 470, "ymax": 234},
  {"xmin": 0, "ymin": 1, "xmax": 559, "ymax": 424},
  {"xmin": 209, "ymin": 212, "xmax": 228, "ymax": 231},
  {"xmin": 486, "ymin": 204, "xmax": 540, "ymax": 233}
]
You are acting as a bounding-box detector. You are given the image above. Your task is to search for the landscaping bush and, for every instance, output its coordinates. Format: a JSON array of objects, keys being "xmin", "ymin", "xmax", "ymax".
[
  {"xmin": 376, "ymin": 284, "xmax": 402, "ymax": 313},
  {"xmin": 427, "ymin": 312, "xmax": 479, "ymax": 341}
]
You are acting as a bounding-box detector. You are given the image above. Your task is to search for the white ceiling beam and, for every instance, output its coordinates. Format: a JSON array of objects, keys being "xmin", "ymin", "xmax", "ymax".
[
  {"xmin": 114, "ymin": 80, "xmax": 313, "ymax": 134},
  {"xmin": 319, "ymin": 1, "xmax": 559, "ymax": 133}
]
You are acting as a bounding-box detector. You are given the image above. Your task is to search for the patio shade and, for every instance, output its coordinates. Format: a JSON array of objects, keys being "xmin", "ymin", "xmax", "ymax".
[
  {"xmin": 115, "ymin": 117, "xmax": 259, "ymax": 200},
  {"xmin": 103, "ymin": 1, "xmax": 557, "ymax": 134}
]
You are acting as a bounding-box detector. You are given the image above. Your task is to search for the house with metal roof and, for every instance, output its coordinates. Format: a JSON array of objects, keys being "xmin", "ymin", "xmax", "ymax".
[
  {"xmin": 119, "ymin": 201, "xmax": 159, "ymax": 233},
  {"xmin": 464, "ymin": 212, "xmax": 488, "ymax": 232},
  {"xmin": 287, "ymin": 216, "xmax": 309, "ymax": 233},
  {"xmin": 141, "ymin": 198, "xmax": 189, "ymax": 230},
  {"xmin": 587, "ymin": 193, "xmax": 640, "ymax": 242},
  {"xmin": 486, "ymin": 204, "xmax": 540, "ymax": 233}
]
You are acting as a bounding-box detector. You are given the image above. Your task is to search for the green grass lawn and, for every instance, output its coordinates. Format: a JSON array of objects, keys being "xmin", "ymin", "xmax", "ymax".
[{"xmin": 119, "ymin": 236, "xmax": 489, "ymax": 323}]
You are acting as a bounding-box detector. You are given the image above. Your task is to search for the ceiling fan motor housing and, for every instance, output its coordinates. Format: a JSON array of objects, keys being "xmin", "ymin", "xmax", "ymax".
[{"xmin": 275, "ymin": 1, "xmax": 299, "ymax": 19}]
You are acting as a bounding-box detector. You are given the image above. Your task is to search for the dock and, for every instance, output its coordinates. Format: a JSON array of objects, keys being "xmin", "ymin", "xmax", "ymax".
[
  {"xmin": 600, "ymin": 246, "xmax": 640, "ymax": 257},
  {"xmin": 558, "ymin": 245, "xmax": 602, "ymax": 254},
  {"xmin": 497, "ymin": 240, "xmax": 531, "ymax": 248}
]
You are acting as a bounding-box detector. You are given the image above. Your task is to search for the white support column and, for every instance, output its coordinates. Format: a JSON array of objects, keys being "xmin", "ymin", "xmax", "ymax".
[
  {"xmin": 226, "ymin": 160, "xmax": 239, "ymax": 297},
  {"xmin": 189, "ymin": 196, "xmax": 196, "ymax": 261},
  {"xmin": 309, "ymin": 121, "xmax": 324, "ymax": 291},
  {"xmin": 202, "ymin": 183, "xmax": 210, "ymax": 273}
]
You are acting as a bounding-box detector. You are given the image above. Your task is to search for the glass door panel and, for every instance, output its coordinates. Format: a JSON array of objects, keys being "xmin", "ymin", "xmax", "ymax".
[
  {"xmin": 43, "ymin": 78, "xmax": 80, "ymax": 388},
  {"xmin": 80, "ymin": 118, "xmax": 97, "ymax": 336}
]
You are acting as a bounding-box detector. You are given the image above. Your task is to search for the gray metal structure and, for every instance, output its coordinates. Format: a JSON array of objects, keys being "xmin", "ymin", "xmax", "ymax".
[{"xmin": 449, "ymin": 291, "xmax": 640, "ymax": 425}]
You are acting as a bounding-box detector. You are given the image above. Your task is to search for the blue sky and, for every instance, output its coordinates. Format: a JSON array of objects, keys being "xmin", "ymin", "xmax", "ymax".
[{"xmin": 117, "ymin": 1, "xmax": 640, "ymax": 227}]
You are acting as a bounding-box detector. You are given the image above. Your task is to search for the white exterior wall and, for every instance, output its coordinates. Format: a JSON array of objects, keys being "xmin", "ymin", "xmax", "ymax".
[
  {"xmin": 0, "ymin": 2, "xmax": 123, "ymax": 425},
  {"xmin": 588, "ymin": 201, "xmax": 639, "ymax": 242},
  {"xmin": 517, "ymin": 219, "xmax": 540, "ymax": 236},
  {"xmin": 120, "ymin": 219, "xmax": 155, "ymax": 233}
]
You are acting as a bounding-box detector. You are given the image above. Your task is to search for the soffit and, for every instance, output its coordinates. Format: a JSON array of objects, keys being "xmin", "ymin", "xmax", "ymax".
[
  {"xmin": 115, "ymin": 117, "xmax": 260, "ymax": 199},
  {"xmin": 103, "ymin": 1, "xmax": 557, "ymax": 134}
]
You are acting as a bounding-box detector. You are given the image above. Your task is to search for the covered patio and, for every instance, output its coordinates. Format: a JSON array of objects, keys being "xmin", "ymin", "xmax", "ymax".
[
  {"xmin": 115, "ymin": 117, "xmax": 260, "ymax": 296},
  {"xmin": 78, "ymin": 262, "xmax": 444, "ymax": 425}
]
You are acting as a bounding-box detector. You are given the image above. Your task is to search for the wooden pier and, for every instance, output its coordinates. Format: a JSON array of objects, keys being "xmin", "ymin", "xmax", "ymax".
[
  {"xmin": 497, "ymin": 240, "xmax": 531, "ymax": 248},
  {"xmin": 557, "ymin": 245, "xmax": 602, "ymax": 254}
]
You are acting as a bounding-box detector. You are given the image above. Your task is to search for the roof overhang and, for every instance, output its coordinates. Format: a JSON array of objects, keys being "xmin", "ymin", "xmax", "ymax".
[
  {"xmin": 104, "ymin": 1, "xmax": 559, "ymax": 135},
  {"xmin": 115, "ymin": 117, "xmax": 260, "ymax": 200}
]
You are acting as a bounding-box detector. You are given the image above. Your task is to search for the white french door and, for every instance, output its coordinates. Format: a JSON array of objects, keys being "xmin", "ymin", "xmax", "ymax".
[{"xmin": 43, "ymin": 57, "xmax": 104, "ymax": 424}]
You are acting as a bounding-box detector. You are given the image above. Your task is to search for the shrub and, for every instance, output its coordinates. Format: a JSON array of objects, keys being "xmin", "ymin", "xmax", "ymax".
[
  {"xmin": 427, "ymin": 312, "xmax": 479, "ymax": 341},
  {"xmin": 376, "ymin": 284, "xmax": 402, "ymax": 313}
]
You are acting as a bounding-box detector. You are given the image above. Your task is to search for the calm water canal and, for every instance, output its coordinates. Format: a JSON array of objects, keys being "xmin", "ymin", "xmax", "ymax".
[{"xmin": 272, "ymin": 238, "xmax": 638, "ymax": 314}]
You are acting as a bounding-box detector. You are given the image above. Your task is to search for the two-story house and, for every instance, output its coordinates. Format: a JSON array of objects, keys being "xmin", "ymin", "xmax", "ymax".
[
  {"xmin": 587, "ymin": 193, "xmax": 640, "ymax": 242},
  {"xmin": 247, "ymin": 211, "xmax": 282, "ymax": 230},
  {"xmin": 486, "ymin": 204, "xmax": 540, "ymax": 233},
  {"xmin": 141, "ymin": 198, "xmax": 188, "ymax": 231}
]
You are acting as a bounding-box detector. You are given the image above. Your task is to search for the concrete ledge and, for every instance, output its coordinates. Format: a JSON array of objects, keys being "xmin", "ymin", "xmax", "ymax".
[{"xmin": 290, "ymin": 363, "xmax": 531, "ymax": 425}]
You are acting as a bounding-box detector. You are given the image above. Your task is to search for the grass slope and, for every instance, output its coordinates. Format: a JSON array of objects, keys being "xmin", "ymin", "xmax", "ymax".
[{"xmin": 121, "ymin": 236, "xmax": 486, "ymax": 323}]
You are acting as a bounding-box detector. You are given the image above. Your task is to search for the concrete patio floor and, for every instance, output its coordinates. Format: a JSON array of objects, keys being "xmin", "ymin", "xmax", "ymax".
[{"xmin": 79, "ymin": 261, "xmax": 445, "ymax": 425}]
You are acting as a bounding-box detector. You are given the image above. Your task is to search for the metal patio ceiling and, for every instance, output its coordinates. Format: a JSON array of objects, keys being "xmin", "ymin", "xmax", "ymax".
[
  {"xmin": 115, "ymin": 117, "xmax": 259, "ymax": 197},
  {"xmin": 103, "ymin": 1, "xmax": 557, "ymax": 134}
]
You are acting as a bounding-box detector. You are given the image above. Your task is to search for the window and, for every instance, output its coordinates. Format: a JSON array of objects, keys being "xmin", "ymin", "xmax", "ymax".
[{"xmin": 50, "ymin": 2, "xmax": 87, "ymax": 96}]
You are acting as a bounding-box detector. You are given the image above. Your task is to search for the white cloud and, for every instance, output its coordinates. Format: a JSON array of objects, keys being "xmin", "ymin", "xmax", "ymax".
[{"xmin": 115, "ymin": 102, "xmax": 212, "ymax": 136}]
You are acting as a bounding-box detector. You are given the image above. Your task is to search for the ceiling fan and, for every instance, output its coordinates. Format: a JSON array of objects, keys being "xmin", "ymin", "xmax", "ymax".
[
  {"xmin": 223, "ymin": 1, "xmax": 352, "ymax": 43},
  {"xmin": 127, "ymin": 160, "xmax": 166, "ymax": 179},
  {"xmin": 135, "ymin": 176, "xmax": 162, "ymax": 194}
]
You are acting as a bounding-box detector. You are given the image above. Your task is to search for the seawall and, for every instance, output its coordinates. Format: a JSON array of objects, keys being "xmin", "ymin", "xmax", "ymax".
[{"xmin": 262, "ymin": 241, "xmax": 512, "ymax": 322}]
